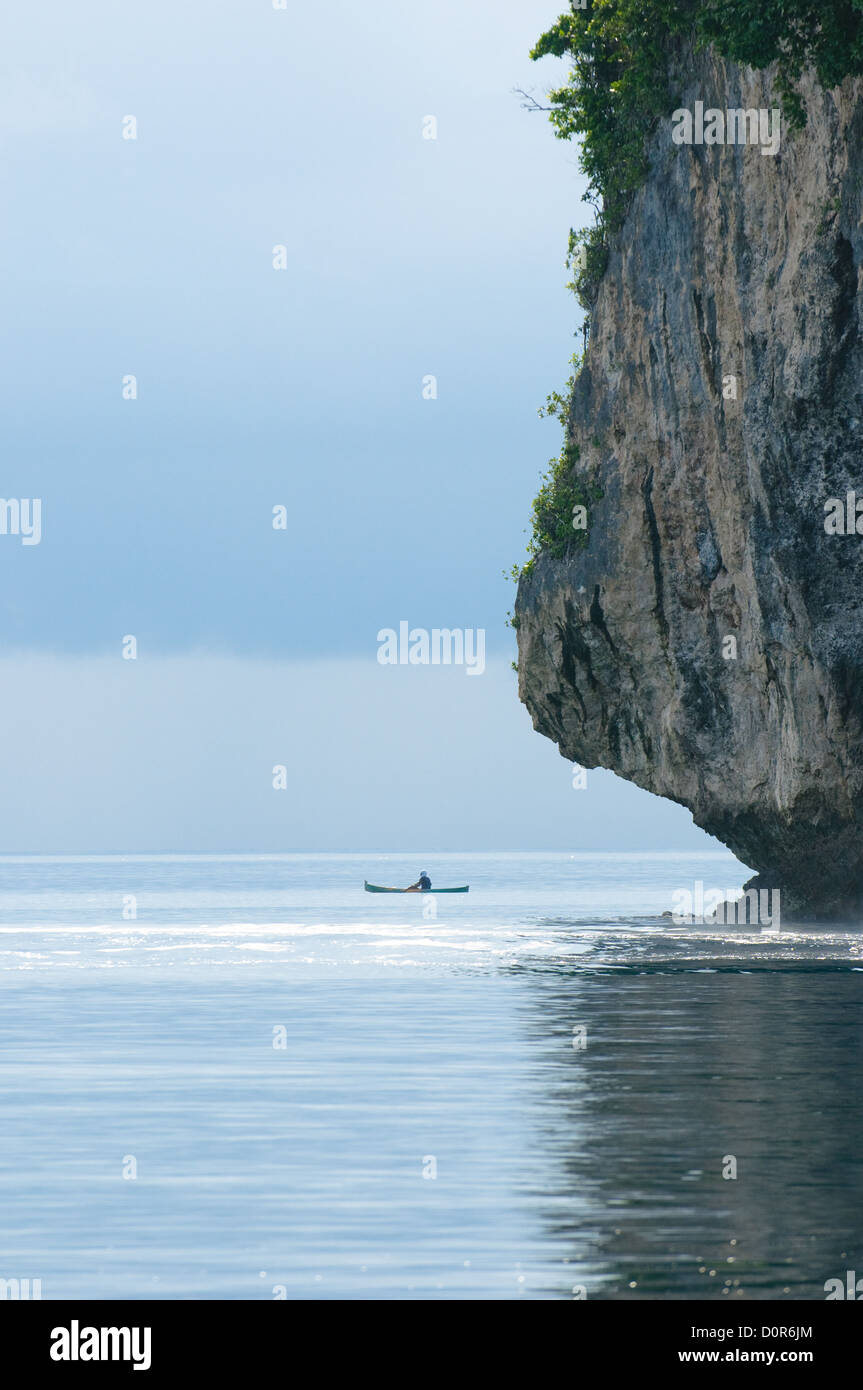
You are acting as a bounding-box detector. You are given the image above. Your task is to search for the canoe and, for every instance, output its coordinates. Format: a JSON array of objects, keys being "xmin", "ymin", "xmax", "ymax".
[{"xmin": 364, "ymin": 880, "xmax": 469, "ymax": 894}]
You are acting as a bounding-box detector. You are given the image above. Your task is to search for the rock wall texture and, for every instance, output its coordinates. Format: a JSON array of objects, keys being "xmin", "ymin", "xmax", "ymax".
[{"xmin": 516, "ymin": 41, "xmax": 863, "ymax": 919}]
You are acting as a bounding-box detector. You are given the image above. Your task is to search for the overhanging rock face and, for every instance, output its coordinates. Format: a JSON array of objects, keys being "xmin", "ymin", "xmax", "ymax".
[{"xmin": 516, "ymin": 45, "xmax": 863, "ymax": 919}]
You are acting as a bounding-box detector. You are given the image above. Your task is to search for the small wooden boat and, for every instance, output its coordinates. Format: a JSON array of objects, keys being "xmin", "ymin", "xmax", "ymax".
[{"xmin": 364, "ymin": 880, "xmax": 469, "ymax": 894}]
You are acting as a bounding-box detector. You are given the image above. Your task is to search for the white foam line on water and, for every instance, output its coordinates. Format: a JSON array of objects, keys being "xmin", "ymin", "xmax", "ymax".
[{"xmin": 0, "ymin": 922, "xmax": 439, "ymax": 936}]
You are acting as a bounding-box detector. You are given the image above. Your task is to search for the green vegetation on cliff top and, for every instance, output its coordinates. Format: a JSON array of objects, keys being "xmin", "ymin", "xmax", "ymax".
[
  {"xmin": 533, "ymin": 0, "xmax": 863, "ymax": 306},
  {"xmin": 515, "ymin": 1, "xmax": 863, "ymax": 584}
]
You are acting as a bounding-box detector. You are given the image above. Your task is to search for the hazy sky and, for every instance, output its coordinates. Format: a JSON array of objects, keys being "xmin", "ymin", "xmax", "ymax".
[
  {"xmin": 0, "ymin": 655, "xmax": 718, "ymax": 854},
  {"xmin": 0, "ymin": 0, "xmax": 722, "ymax": 855}
]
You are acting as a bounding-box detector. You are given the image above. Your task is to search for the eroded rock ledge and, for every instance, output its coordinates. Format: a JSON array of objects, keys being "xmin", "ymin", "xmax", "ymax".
[{"xmin": 516, "ymin": 43, "xmax": 863, "ymax": 919}]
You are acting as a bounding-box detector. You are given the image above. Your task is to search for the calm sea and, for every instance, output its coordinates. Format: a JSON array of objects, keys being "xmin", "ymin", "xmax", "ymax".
[{"xmin": 1, "ymin": 850, "xmax": 861, "ymax": 1301}]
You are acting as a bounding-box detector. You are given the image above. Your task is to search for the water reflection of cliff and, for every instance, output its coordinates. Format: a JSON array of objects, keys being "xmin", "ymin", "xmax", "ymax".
[{"xmin": 512, "ymin": 956, "xmax": 863, "ymax": 1299}]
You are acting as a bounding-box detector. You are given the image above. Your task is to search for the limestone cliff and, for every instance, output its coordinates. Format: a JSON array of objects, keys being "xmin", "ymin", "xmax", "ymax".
[{"xmin": 516, "ymin": 41, "xmax": 863, "ymax": 919}]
